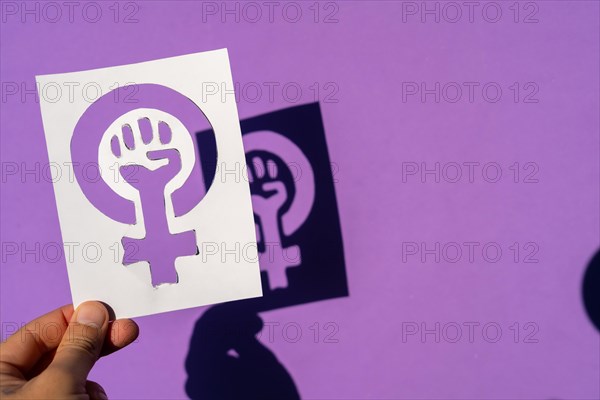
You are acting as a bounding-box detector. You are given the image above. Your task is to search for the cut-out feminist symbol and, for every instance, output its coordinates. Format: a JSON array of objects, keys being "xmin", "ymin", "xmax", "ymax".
[
  {"xmin": 244, "ymin": 131, "xmax": 315, "ymax": 289},
  {"xmin": 71, "ymin": 84, "xmax": 216, "ymax": 287},
  {"xmin": 39, "ymin": 50, "xmax": 263, "ymax": 318}
]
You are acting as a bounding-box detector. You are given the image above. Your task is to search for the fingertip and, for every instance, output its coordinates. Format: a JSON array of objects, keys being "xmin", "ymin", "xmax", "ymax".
[
  {"xmin": 73, "ymin": 301, "xmax": 109, "ymax": 329},
  {"xmin": 120, "ymin": 319, "xmax": 140, "ymax": 344},
  {"xmin": 108, "ymin": 319, "xmax": 139, "ymax": 350},
  {"xmin": 76, "ymin": 301, "xmax": 107, "ymax": 311},
  {"xmin": 59, "ymin": 303, "xmax": 75, "ymax": 320}
]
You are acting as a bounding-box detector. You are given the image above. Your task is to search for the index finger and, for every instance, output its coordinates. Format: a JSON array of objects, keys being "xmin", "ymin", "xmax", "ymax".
[{"xmin": 0, "ymin": 304, "xmax": 73, "ymax": 377}]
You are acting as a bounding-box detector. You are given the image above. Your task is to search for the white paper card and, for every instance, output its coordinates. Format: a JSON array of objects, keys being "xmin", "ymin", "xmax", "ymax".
[{"xmin": 37, "ymin": 49, "xmax": 262, "ymax": 318}]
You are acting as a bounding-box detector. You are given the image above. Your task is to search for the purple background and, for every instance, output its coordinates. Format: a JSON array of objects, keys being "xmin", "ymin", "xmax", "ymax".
[{"xmin": 1, "ymin": 1, "xmax": 599, "ymax": 399}]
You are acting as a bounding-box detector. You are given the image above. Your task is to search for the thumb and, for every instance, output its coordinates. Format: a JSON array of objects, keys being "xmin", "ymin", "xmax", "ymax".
[{"xmin": 44, "ymin": 301, "xmax": 109, "ymax": 387}]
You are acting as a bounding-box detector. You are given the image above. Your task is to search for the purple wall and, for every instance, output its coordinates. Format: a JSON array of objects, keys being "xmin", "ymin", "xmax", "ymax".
[{"xmin": 1, "ymin": 2, "xmax": 598, "ymax": 399}]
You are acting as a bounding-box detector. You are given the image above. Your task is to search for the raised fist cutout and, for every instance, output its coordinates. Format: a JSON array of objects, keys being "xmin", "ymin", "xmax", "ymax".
[
  {"xmin": 111, "ymin": 119, "xmax": 182, "ymax": 188},
  {"xmin": 111, "ymin": 118, "xmax": 197, "ymax": 287}
]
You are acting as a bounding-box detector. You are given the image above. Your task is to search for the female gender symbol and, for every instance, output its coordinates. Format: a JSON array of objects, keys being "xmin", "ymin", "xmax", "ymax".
[{"xmin": 71, "ymin": 84, "xmax": 217, "ymax": 286}]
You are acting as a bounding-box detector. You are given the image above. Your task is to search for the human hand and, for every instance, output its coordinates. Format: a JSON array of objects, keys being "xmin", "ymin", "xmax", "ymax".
[{"xmin": 0, "ymin": 302, "xmax": 139, "ymax": 399}]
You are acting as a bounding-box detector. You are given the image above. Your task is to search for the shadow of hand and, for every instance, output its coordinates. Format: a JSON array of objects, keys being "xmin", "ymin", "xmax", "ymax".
[{"xmin": 185, "ymin": 301, "xmax": 300, "ymax": 400}]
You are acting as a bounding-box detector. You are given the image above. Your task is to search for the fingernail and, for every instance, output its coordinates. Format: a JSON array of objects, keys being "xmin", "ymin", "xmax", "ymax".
[{"xmin": 75, "ymin": 302, "xmax": 106, "ymax": 328}]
